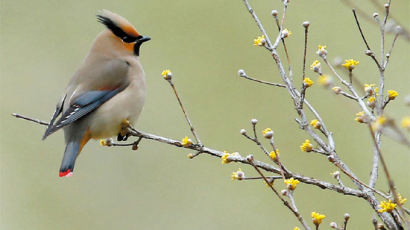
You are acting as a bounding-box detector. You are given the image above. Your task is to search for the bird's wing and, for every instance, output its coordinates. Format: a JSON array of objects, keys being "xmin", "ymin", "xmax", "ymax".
[
  {"xmin": 42, "ymin": 59, "xmax": 129, "ymax": 140},
  {"xmin": 42, "ymin": 94, "xmax": 67, "ymax": 139}
]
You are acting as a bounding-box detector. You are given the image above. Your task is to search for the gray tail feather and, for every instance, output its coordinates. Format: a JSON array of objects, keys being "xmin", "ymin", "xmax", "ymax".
[{"xmin": 59, "ymin": 140, "xmax": 80, "ymax": 177}]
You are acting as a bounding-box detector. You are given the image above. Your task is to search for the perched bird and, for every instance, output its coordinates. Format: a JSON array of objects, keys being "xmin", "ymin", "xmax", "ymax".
[{"xmin": 42, "ymin": 10, "xmax": 150, "ymax": 177}]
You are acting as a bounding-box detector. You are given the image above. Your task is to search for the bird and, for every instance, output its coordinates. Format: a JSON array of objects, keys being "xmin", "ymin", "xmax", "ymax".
[{"xmin": 42, "ymin": 10, "xmax": 150, "ymax": 177}]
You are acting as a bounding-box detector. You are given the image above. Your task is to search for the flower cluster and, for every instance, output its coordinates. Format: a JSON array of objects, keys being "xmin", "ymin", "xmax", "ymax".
[
  {"xmin": 387, "ymin": 90, "xmax": 398, "ymax": 100},
  {"xmin": 398, "ymin": 194, "xmax": 407, "ymax": 205},
  {"xmin": 367, "ymin": 96, "xmax": 376, "ymax": 109},
  {"xmin": 303, "ymin": 77, "xmax": 314, "ymax": 88},
  {"xmin": 284, "ymin": 178, "xmax": 300, "ymax": 190},
  {"xmin": 402, "ymin": 116, "xmax": 410, "ymax": 130},
  {"xmin": 310, "ymin": 60, "xmax": 321, "ymax": 73},
  {"xmin": 318, "ymin": 75, "xmax": 332, "ymax": 87},
  {"xmin": 221, "ymin": 151, "xmax": 240, "ymax": 164},
  {"xmin": 231, "ymin": 168, "xmax": 245, "ymax": 180},
  {"xmin": 372, "ymin": 116, "xmax": 387, "ymax": 131},
  {"xmin": 262, "ymin": 128, "xmax": 273, "ymax": 139},
  {"xmin": 161, "ymin": 69, "xmax": 172, "ymax": 80},
  {"xmin": 181, "ymin": 136, "xmax": 193, "ymax": 147},
  {"xmin": 300, "ymin": 139, "xmax": 313, "ymax": 152},
  {"xmin": 269, "ymin": 149, "xmax": 279, "ymax": 161},
  {"xmin": 281, "ymin": 28, "xmax": 292, "ymax": 38},
  {"xmin": 253, "ymin": 35, "xmax": 266, "ymax": 46},
  {"xmin": 354, "ymin": 111, "xmax": 367, "ymax": 123},
  {"xmin": 310, "ymin": 119, "xmax": 321, "ymax": 129},
  {"xmin": 364, "ymin": 83, "xmax": 378, "ymax": 96},
  {"xmin": 316, "ymin": 45, "xmax": 327, "ymax": 57},
  {"xmin": 342, "ymin": 59, "xmax": 359, "ymax": 70},
  {"xmin": 378, "ymin": 200, "xmax": 397, "ymax": 213},
  {"xmin": 311, "ymin": 212, "xmax": 326, "ymax": 225}
]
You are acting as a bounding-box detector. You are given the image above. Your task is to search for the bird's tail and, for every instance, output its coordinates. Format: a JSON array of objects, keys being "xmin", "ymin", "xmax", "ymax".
[
  {"xmin": 59, "ymin": 141, "xmax": 80, "ymax": 177},
  {"xmin": 59, "ymin": 130, "xmax": 91, "ymax": 177}
]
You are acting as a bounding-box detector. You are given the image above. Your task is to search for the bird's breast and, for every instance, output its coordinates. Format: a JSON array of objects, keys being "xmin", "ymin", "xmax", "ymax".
[{"xmin": 88, "ymin": 69, "xmax": 146, "ymax": 140}]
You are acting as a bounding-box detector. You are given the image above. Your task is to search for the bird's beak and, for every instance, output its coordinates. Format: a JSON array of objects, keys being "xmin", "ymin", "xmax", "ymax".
[
  {"xmin": 138, "ymin": 36, "xmax": 151, "ymax": 43},
  {"xmin": 134, "ymin": 35, "xmax": 151, "ymax": 56}
]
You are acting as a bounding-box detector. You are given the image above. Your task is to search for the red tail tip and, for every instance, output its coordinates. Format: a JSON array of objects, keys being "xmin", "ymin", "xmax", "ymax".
[{"xmin": 59, "ymin": 169, "xmax": 73, "ymax": 177}]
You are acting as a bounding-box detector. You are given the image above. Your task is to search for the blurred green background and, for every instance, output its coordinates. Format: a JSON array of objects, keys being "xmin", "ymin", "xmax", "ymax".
[{"xmin": 1, "ymin": 0, "xmax": 409, "ymax": 229}]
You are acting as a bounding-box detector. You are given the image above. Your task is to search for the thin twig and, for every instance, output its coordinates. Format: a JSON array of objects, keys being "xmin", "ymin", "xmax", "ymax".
[
  {"xmin": 166, "ymin": 80, "xmax": 202, "ymax": 146},
  {"xmin": 247, "ymin": 156, "xmax": 311, "ymax": 230},
  {"xmin": 368, "ymin": 124, "xmax": 405, "ymax": 217},
  {"xmin": 239, "ymin": 72, "xmax": 286, "ymax": 88},
  {"xmin": 352, "ymin": 9, "xmax": 383, "ymax": 71},
  {"xmin": 12, "ymin": 113, "xmax": 49, "ymax": 126},
  {"xmin": 242, "ymin": 0, "xmax": 273, "ymax": 49}
]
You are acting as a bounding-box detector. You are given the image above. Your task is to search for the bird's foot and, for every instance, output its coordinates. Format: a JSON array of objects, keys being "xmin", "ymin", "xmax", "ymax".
[{"xmin": 118, "ymin": 119, "xmax": 131, "ymax": 141}]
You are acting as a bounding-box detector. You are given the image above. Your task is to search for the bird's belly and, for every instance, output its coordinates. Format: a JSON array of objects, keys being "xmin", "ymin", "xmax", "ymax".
[{"xmin": 88, "ymin": 82, "xmax": 145, "ymax": 139}]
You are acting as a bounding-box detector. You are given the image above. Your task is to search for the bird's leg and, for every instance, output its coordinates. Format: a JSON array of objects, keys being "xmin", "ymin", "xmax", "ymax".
[{"xmin": 117, "ymin": 119, "xmax": 131, "ymax": 141}]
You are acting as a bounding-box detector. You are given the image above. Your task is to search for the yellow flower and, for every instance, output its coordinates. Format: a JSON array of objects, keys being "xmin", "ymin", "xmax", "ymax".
[
  {"xmin": 269, "ymin": 149, "xmax": 279, "ymax": 161},
  {"xmin": 221, "ymin": 151, "xmax": 230, "ymax": 164},
  {"xmin": 231, "ymin": 168, "xmax": 245, "ymax": 180},
  {"xmin": 262, "ymin": 128, "xmax": 273, "ymax": 139},
  {"xmin": 253, "ymin": 35, "xmax": 266, "ymax": 46},
  {"xmin": 300, "ymin": 139, "xmax": 313, "ymax": 152},
  {"xmin": 310, "ymin": 119, "xmax": 321, "ymax": 129},
  {"xmin": 402, "ymin": 116, "xmax": 410, "ymax": 130},
  {"xmin": 364, "ymin": 84, "xmax": 377, "ymax": 96},
  {"xmin": 282, "ymin": 28, "xmax": 292, "ymax": 38},
  {"xmin": 303, "ymin": 77, "xmax": 314, "ymax": 88},
  {"xmin": 317, "ymin": 45, "xmax": 328, "ymax": 56},
  {"xmin": 367, "ymin": 96, "xmax": 376, "ymax": 108},
  {"xmin": 378, "ymin": 200, "xmax": 397, "ymax": 213},
  {"xmin": 387, "ymin": 90, "xmax": 398, "ymax": 100},
  {"xmin": 161, "ymin": 69, "xmax": 172, "ymax": 80},
  {"xmin": 355, "ymin": 111, "xmax": 366, "ymax": 123},
  {"xmin": 318, "ymin": 75, "xmax": 332, "ymax": 87},
  {"xmin": 181, "ymin": 136, "xmax": 193, "ymax": 147},
  {"xmin": 398, "ymin": 194, "xmax": 407, "ymax": 205},
  {"xmin": 284, "ymin": 178, "xmax": 300, "ymax": 190},
  {"xmin": 342, "ymin": 59, "xmax": 359, "ymax": 70},
  {"xmin": 293, "ymin": 228, "xmax": 300, "ymax": 230},
  {"xmin": 310, "ymin": 60, "xmax": 321, "ymax": 73},
  {"xmin": 311, "ymin": 212, "xmax": 326, "ymax": 225},
  {"xmin": 221, "ymin": 151, "xmax": 240, "ymax": 164},
  {"xmin": 99, "ymin": 139, "xmax": 107, "ymax": 146},
  {"xmin": 372, "ymin": 116, "xmax": 387, "ymax": 131}
]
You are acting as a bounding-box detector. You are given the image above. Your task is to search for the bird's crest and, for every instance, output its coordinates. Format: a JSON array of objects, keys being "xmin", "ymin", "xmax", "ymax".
[{"xmin": 97, "ymin": 9, "xmax": 141, "ymax": 43}]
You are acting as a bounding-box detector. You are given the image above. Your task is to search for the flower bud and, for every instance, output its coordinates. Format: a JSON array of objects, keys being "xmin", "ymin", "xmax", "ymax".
[
  {"xmin": 330, "ymin": 222, "xmax": 338, "ymax": 229},
  {"xmin": 332, "ymin": 86, "xmax": 342, "ymax": 94},
  {"xmin": 251, "ymin": 119, "xmax": 258, "ymax": 125},
  {"xmin": 302, "ymin": 21, "xmax": 310, "ymax": 28},
  {"xmin": 365, "ymin": 50, "xmax": 373, "ymax": 56},
  {"xmin": 240, "ymin": 129, "xmax": 247, "ymax": 135},
  {"xmin": 246, "ymin": 154, "xmax": 254, "ymax": 162},
  {"xmin": 332, "ymin": 171, "xmax": 340, "ymax": 178},
  {"xmin": 271, "ymin": 10, "xmax": 278, "ymax": 17},
  {"xmin": 238, "ymin": 69, "xmax": 246, "ymax": 77}
]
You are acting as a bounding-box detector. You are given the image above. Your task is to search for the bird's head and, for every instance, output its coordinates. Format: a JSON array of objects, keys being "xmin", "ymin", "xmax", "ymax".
[{"xmin": 96, "ymin": 10, "xmax": 150, "ymax": 56}]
